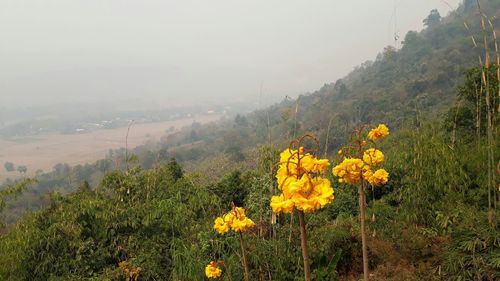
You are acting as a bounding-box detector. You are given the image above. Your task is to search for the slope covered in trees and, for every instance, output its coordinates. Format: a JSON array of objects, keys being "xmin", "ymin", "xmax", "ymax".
[
  {"xmin": 138, "ymin": 0, "xmax": 500, "ymax": 165},
  {"xmin": 0, "ymin": 1, "xmax": 499, "ymax": 280}
]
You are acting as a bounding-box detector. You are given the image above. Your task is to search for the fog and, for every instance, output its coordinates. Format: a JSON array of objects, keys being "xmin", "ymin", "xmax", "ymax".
[{"xmin": 0, "ymin": 0, "xmax": 460, "ymax": 109}]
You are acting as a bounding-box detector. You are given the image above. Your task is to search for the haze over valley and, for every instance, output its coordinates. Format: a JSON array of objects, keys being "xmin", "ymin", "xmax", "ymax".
[
  {"xmin": 1, "ymin": 1, "xmax": 499, "ymax": 281},
  {"xmin": 0, "ymin": 0, "xmax": 460, "ymax": 182}
]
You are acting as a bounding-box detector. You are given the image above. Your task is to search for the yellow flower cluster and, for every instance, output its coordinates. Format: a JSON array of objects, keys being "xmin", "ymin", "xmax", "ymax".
[
  {"xmin": 367, "ymin": 168, "xmax": 389, "ymax": 186},
  {"xmin": 271, "ymin": 148, "xmax": 334, "ymax": 213},
  {"xmin": 333, "ymin": 124, "xmax": 390, "ymax": 186},
  {"xmin": 333, "ymin": 156, "xmax": 389, "ymax": 186},
  {"xmin": 367, "ymin": 124, "xmax": 389, "ymax": 141},
  {"xmin": 118, "ymin": 261, "xmax": 142, "ymax": 281},
  {"xmin": 213, "ymin": 207, "xmax": 255, "ymax": 235},
  {"xmin": 205, "ymin": 261, "xmax": 222, "ymax": 278},
  {"xmin": 332, "ymin": 158, "xmax": 365, "ymax": 184},
  {"xmin": 363, "ymin": 148, "xmax": 384, "ymax": 166}
]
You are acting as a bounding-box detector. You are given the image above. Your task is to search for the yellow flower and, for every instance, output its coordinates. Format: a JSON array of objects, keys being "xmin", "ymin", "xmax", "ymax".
[
  {"xmin": 270, "ymin": 194, "xmax": 295, "ymax": 213},
  {"xmin": 214, "ymin": 207, "xmax": 255, "ymax": 234},
  {"xmin": 205, "ymin": 261, "xmax": 222, "ymax": 278},
  {"xmin": 276, "ymin": 165, "xmax": 295, "ymax": 191},
  {"xmin": 310, "ymin": 177, "xmax": 334, "ymax": 208},
  {"xmin": 288, "ymin": 177, "xmax": 334, "ymax": 213},
  {"xmin": 332, "ymin": 158, "xmax": 365, "ymax": 184},
  {"xmin": 233, "ymin": 207, "xmax": 246, "ymax": 219},
  {"xmin": 278, "ymin": 148, "xmax": 330, "ymax": 176},
  {"xmin": 313, "ymin": 158, "xmax": 330, "ymax": 173},
  {"xmin": 272, "ymin": 146, "xmax": 334, "ymax": 214},
  {"xmin": 362, "ymin": 166, "xmax": 373, "ymax": 181},
  {"xmin": 367, "ymin": 169, "xmax": 389, "ymax": 186},
  {"xmin": 367, "ymin": 124, "xmax": 389, "ymax": 141},
  {"xmin": 223, "ymin": 212, "xmax": 235, "ymax": 224},
  {"xmin": 301, "ymin": 155, "xmax": 330, "ymax": 173},
  {"xmin": 338, "ymin": 149, "xmax": 343, "ymax": 155},
  {"xmin": 363, "ymin": 148, "xmax": 384, "ymax": 166},
  {"xmin": 279, "ymin": 148, "xmax": 297, "ymax": 163},
  {"xmin": 286, "ymin": 173, "xmax": 312, "ymax": 194},
  {"xmin": 292, "ymin": 195, "xmax": 318, "ymax": 213},
  {"xmin": 213, "ymin": 217, "xmax": 230, "ymax": 235},
  {"xmin": 231, "ymin": 217, "xmax": 256, "ymax": 232}
]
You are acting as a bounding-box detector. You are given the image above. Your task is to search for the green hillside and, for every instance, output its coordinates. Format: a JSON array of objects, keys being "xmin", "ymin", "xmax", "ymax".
[
  {"xmin": 1, "ymin": 1, "xmax": 499, "ymax": 280},
  {"xmin": 144, "ymin": 0, "xmax": 499, "ymax": 164}
]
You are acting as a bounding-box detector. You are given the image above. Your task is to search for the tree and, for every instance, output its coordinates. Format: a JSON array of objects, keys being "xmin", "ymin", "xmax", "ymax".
[
  {"xmin": 213, "ymin": 170, "xmax": 248, "ymax": 206},
  {"xmin": 96, "ymin": 159, "xmax": 111, "ymax": 173},
  {"xmin": 0, "ymin": 179, "xmax": 34, "ymax": 227},
  {"xmin": 166, "ymin": 158, "xmax": 183, "ymax": 181},
  {"xmin": 4, "ymin": 162, "xmax": 14, "ymax": 172},
  {"xmin": 423, "ymin": 9, "xmax": 441, "ymax": 27},
  {"xmin": 334, "ymin": 80, "xmax": 350, "ymax": 98},
  {"xmin": 445, "ymin": 66, "xmax": 499, "ymax": 136},
  {"xmin": 53, "ymin": 163, "xmax": 70, "ymax": 176},
  {"xmin": 402, "ymin": 31, "xmax": 419, "ymax": 46},
  {"xmin": 17, "ymin": 165, "xmax": 27, "ymax": 174},
  {"xmin": 234, "ymin": 114, "xmax": 248, "ymax": 127},
  {"xmin": 76, "ymin": 181, "xmax": 91, "ymax": 193}
]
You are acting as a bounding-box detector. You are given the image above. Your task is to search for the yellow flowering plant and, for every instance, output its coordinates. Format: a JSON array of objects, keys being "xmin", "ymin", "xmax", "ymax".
[
  {"xmin": 331, "ymin": 124, "xmax": 389, "ymax": 281},
  {"xmin": 205, "ymin": 261, "xmax": 223, "ymax": 279},
  {"xmin": 213, "ymin": 206, "xmax": 255, "ymax": 235},
  {"xmin": 212, "ymin": 205, "xmax": 254, "ymax": 281},
  {"xmin": 118, "ymin": 260, "xmax": 142, "ymax": 281},
  {"xmin": 367, "ymin": 124, "xmax": 389, "ymax": 141},
  {"xmin": 271, "ymin": 134, "xmax": 334, "ymax": 281}
]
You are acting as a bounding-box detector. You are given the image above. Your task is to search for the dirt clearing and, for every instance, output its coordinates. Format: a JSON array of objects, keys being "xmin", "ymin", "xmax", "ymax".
[{"xmin": 0, "ymin": 115, "xmax": 220, "ymax": 180}]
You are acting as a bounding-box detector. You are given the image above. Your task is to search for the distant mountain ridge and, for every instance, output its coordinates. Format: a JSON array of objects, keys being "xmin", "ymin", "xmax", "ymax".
[
  {"xmin": 133, "ymin": 1, "xmax": 500, "ymax": 165},
  {"xmin": 288, "ymin": 2, "xmax": 498, "ymax": 125},
  {"xmin": 2, "ymin": 1, "xmax": 499, "ymax": 224}
]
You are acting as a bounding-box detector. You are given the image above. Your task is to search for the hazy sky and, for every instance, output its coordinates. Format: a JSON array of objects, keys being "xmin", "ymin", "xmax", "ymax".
[{"xmin": 0, "ymin": 0, "xmax": 461, "ymax": 109}]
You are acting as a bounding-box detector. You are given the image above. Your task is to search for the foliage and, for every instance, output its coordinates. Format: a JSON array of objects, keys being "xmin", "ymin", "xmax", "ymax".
[
  {"xmin": 0, "ymin": 164, "xmax": 218, "ymax": 280},
  {"xmin": 423, "ymin": 9, "xmax": 442, "ymax": 28},
  {"xmin": 4, "ymin": 162, "xmax": 15, "ymax": 172},
  {"xmin": 0, "ymin": 2, "xmax": 499, "ymax": 280},
  {"xmin": 0, "ymin": 179, "xmax": 35, "ymax": 228}
]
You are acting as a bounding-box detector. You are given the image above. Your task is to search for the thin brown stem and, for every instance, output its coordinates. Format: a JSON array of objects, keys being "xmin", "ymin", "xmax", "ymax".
[
  {"xmin": 238, "ymin": 232, "xmax": 250, "ymax": 281},
  {"xmin": 359, "ymin": 182, "xmax": 369, "ymax": 281},
  {"xmin": 125, "ymin": 120, "xmax": 134, "ymax": 171},
  {"xmin": 298, "ymin": 211, "xmax": 311, "ymax": 281},
  {"xmin": 324, "ymin": 116, "xmax": 334, "ymax": 158}
]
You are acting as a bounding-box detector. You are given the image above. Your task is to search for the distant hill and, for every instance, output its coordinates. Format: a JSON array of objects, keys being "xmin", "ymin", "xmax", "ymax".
[
  {"xmin": 156, "ymin": 1, "xmax": 499, "ymax": 160},
  {"xmin": 2, "ymin": 0, "xmax": 499, "ymax": 223}
]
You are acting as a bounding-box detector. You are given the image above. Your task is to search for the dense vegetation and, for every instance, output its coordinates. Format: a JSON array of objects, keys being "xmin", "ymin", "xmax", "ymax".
[{"xmin": 0, "ymin": 1, "xmax": 499, "ymax": 280}]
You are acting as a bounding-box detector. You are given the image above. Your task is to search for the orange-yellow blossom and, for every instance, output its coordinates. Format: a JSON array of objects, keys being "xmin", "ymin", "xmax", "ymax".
[
  {"xmin": 367, "ymin": 169, "xmax": 389, "ymax": 186},
  {"xmin": 367, "ymin": 124, "xmax": 389, "ymax": 141},
  {"xmin": 205, "ymin": 261, "xmax": 222, "ymax": 278},
  {"xmin": 272, "ymin": 148, "xmax": 334, "ymax": 214},
  {"xmin": 363, "ymin": 148, "xmax": 384, "ymax": 166},
  {"xmin": 213, "ymin": 207, "xmax": 255, "ymax": 234},
  {"xmin": 332, "ymin": 158, "xmax": 365, "ymax": 184}
]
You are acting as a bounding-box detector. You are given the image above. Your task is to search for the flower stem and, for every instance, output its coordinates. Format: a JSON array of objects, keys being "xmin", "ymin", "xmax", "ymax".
[
  {"xmin": 358, "ymin": 183, "xmax": 369, "ymax": 281},
  {"xmin": 298, "ymin": 211, "xmax": 311, "ymax": 281},
  {"xmin": 238, "ymin": 232, "xmax": 250, "ymax": 281}
]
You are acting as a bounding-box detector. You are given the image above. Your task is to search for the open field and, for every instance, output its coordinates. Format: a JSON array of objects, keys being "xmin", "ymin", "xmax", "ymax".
[{"xmin": 0, "ymin": 115, "xmax": 220, "ymax": 180}]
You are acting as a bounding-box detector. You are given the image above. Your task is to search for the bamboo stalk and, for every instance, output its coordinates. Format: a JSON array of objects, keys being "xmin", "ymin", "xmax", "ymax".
[
  {"xmin": 298, "ymin": 211, "xmax": 311, "ymax": 281},
  {"xmin": 238, "ymin": 232, "xmax": 250, "ymax": 281},
  {"xmin": 476, "ymin": 0, "xmax": 495, "ymax": 223},
  {"xmin": 324, "ymin": 116, "xmax": 334, "ymax": 158},
  {"xmin": 358, "ymin": 182, "xmax": 369, "ymax": 281}
]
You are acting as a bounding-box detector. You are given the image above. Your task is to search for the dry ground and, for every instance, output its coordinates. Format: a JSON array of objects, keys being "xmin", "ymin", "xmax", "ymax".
[{"xmin": 0, "ymin": 115, "xmax": 220, "ymax": 180}]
